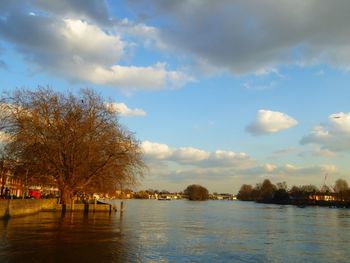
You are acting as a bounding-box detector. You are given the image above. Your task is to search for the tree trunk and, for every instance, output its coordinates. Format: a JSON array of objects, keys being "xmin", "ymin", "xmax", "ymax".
[{"xmin": 60, "ymin": 186, "xmax": 73, "ymax": 205}]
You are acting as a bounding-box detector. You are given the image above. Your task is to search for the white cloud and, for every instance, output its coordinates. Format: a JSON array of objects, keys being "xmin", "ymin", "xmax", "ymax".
[
  {"xmin": 62, "ymin": 19, "xmax": 125, "ymax": 65},
  {"xmin": 105, "ymin": 102, "xmax": 146, "ymax": 117},
  {"xmin": 89, "ymin": 63, "xmax": 191, "ymax": 91},
  {"xmin": 172, "ymin": 147, "xmax": 210, "ymax": 163},
  {"xmin": 0, "ymin": 8, "xmax": 191, "ymax": 91},
  {"xmin": 58, "ymin": 20, "xmax": 191, "ymax": 90},
  {"xmin": 141, "ymin": 140, "xmax": 256, "ymax": 169},
  {"xmin": 246, "ymin": 109, "xmax": 298, "ymax": 135},
  {"xmin": 263, "ymin": 163, "xmax": 277, "ymax": 173},
  {"xmin": 301, "ymin": 112, "xmax": 350, "ymax": 152},
  {"xmin": 141, "ymin": 141, "xmax": 173, "ymax": 160}
]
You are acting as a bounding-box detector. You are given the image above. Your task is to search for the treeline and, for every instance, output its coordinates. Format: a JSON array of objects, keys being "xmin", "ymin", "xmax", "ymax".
[{"xmin": 237, "ymin": 179, "xmax": 350, "ymax": 206}]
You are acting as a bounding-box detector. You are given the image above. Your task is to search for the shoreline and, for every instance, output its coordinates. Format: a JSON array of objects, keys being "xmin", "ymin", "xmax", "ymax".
[{"xmin": 239, "ymin": 199, "xmax": 350, "ymax": 208}]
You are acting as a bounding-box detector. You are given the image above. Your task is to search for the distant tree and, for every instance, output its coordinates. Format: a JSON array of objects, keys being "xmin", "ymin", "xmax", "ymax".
[
  {"xmin": 254, "ymin": 183, "xmax": 262, "ymax": 191},
  {"xmin": 300, "ymin": 184, "xmax": 318, "ymax": 194},
  {"xmin": 334, "ymin": 179, "xmax": 349, "ymax": 201},
  {"xmin": 276, "ymin": 181, "xmax": 288, "ymax": 190},
  {"xmin": 273, "ymin": 188, "xmax": 290, "ymax": 204},
  {"xmin": 146, "ymin": 189, "xmax": 155, "ymax": 194},
  {"xmin": 184, "ymin": 184, "xmax": 209, "ymax": 201},
  {"xmin": 289, "ymin": 186, "xmax": 302, "ymax": 199},
  {"xmin": 134, "ymin": 191, "xmax": 149, "ymax": 199},
  {"xmin": 334, "ymin": 179, "xmax": 349, "ymax": 193},
  {"xmin": 289, "ymin": 185, "xmax": 314, "ymax": 203},
  {"xmin": 237, "ymin": 184, "xmax": 253, "ymax": 201},
  {"xmin": 0, "ymin": 88, "xmax": 144, "ymax": 205},
  {"xmin": 258, "ymin": 179, "xmax": 276, "ymax": 202}
]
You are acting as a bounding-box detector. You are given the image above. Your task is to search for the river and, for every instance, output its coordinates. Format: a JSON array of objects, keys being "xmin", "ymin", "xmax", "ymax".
[{"xmin": 0, "ymin": 200, "xmax": 350, "ymax": 262}]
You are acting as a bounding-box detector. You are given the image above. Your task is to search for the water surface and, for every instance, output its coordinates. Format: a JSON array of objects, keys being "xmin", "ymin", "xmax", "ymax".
[{"xmin": 1, "ymin": 200, "xmax": 349, "ymax": 262}]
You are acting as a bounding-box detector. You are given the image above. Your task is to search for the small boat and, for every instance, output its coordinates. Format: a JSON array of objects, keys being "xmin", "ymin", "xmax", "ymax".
[{"xmin": 158, "ymin": 195, "xmax": 171, "ymax": 201}]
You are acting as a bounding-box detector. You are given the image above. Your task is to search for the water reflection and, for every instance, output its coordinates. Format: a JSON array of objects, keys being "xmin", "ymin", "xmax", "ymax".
[
  {"xmin": 0, "ymin": 211, "xmax": 130, "ymax": 263},
  {"xmin": 1, "ymin": 200, "xmax": 350, "ymax": 262}
]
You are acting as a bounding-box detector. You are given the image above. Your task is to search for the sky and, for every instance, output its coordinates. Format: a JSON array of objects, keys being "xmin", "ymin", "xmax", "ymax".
[{"xmin": 1, "ymin": 0, "xmax": 350, "ymax": 193}]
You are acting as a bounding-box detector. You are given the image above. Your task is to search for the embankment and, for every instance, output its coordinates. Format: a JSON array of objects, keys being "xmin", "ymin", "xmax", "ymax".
[
  {"xmin": 0, "ymin": 199, "xmax": 116, "ymax": 219},
  {"xmin": 0, "ymin": 199, "xmax": 57, "ymax": 219}
]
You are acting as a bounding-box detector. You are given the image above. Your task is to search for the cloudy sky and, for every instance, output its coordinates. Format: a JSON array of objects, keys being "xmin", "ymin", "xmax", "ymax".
[{"xmin": 1, "ymin": 0, "xmax": 350, "ymax": 193}]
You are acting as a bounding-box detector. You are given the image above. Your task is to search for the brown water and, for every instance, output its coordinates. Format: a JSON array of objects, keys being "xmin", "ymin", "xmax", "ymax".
[{"xmin": 1, "ymin": 200, "xmax": 350, "ymax": 262}]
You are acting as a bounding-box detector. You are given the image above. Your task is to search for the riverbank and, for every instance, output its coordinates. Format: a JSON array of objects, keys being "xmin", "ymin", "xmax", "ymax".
[{"xmin": 0, "ymin": 199, "xmax": 116, "ymax": 219}]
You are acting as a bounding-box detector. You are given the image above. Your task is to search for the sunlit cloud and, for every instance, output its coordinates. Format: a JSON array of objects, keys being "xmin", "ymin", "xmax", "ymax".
[
  {"xmin": 141, "ymin": 140, "xmax": 256, "ymax": 169},
  {"xmin": 246, "ymin": 110, "xmax": 298, "ymax": 135},
  {"xmin": 0, "ymin": 3, "xmax": 191, "ymax": 91}
]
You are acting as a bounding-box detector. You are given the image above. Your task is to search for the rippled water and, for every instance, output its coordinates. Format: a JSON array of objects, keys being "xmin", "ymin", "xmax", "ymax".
[{"xmin": 1, "ymin": 200, "xmax": 350, "ymax": 262}]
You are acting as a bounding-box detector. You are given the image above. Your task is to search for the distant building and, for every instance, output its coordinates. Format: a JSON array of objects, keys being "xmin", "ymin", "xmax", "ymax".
[
  {"xmin": 309, "ymin": 193, "xmax": 337, "ymax": 202},
  {"xmin": 1, "ymin": 165, "xmax": 24, "ymax": 198},
  {"xmin": 1, "ymin": 164, "xmax": 59, "ymax": 199}
]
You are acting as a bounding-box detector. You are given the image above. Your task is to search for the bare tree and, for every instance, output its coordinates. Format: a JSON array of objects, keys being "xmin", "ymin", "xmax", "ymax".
[{"xmin": 1, "ymin": 88, "xmax": 144, "ymax": 204}]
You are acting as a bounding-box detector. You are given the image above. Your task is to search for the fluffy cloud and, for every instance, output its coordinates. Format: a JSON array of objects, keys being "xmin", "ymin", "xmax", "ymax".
[
  {"xmin": 105, "ymin": 102, "xmax": 146, "ymax": 117},
  {"xmin": 141, "ymin": 141, "xmax": 173, "ymax": 160},
  {"xmin": 126, "ymin": 0, "xmax": 350, "ymax": 74},
  {"xmin": 172, "ymin": 147, "xmax": 210, "ymax": 163},
  {"xmin": 246, "ymin": 110, "xmax": 298, "ymax": 135},
  {"xmin": 0, "ymin": 2, "xmax": 190, "ymax": 91},
  {"xmin": 301, "ymin": 112, "xmax": 350, "ymax": 152},
  {"xmin": 141, "ymin": 140, "xmax": 256, "ymax": 169}
]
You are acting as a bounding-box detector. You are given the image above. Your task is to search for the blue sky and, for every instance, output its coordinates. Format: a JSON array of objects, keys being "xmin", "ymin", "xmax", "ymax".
[{"xmin": 1, "ymin": 0, "xmax": 350, "ymax": 193}]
